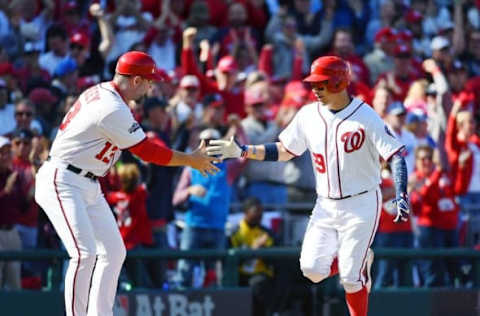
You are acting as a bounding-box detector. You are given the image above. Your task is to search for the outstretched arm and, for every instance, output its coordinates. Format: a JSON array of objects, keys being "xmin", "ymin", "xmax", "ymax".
[
  {"xmin": 129, "ymin": 138, "xmax": 220, "ymax": 176},
  {"xmin": 206, "ymin": 137, "xmax": 295, "ymax": 162},
  {"xmin": 388, "ymin": 150, "xmax": 410, "ymax": 222}
]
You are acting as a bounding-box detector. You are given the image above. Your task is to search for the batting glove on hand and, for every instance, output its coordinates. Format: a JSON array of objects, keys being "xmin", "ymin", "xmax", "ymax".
[
  {"xmin": 206, "ymin": 136, "xmax": 244, "ymax": 160},
  {"xmin": 393, "ymin": 193, "xmax": 410, "ymax": 223}
]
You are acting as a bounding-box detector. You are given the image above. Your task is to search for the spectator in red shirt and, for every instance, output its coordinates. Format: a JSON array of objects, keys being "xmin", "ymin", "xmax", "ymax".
[
  {"xmin": 58, "ymin": 1, "xmax": 90, "ymax": 37},
  {"xmin": 447, "ymin": 60, "xmax": 470, "ymax": 103},
  {"xmin": 330, "ymin": 28, "xmax": 371, "ymax": 87},
  {"xmin": 373, "ymin": 173, "xmax": 413, "ymax": 288},
  {"xmin": 0, "ymin": 136, "xmax": 24, "ymax": 290},
  {"xmin": 409, "ymin": 145, "xmax": 460, "ymax": 287},
  {"xmin": 181, "ymin": 27, "xmax": 246, "ymax": 118},
  {"xmin": 107, "ymin": 163, "xmax": 153, "ymax": 287},
  {"xmin": 445, "ymin": 98, "xmax": 480, "ymax": 224},
  {"xmin": 213, "ymin": 2, "xmax": 258, "ymax": 58},
  {"xmin": 376, "ymin": 45, "xmax": 421, "ymax": 102},
  {"xmin": 10, "ymin": 130, "xmax": 37, "ymax": 245},
  {"xmin": 9, "ymin": 129, "xmax": 40, "ymax": 283}
]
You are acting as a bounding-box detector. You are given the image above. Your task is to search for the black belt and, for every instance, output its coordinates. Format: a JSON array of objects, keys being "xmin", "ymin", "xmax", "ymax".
[
  {"xmin": 327, "ymin": 190, "xmax": 369, "ymax": 200},
  {"xmin": 47, "ymin": 156, "xmax": 97, "ymax": 181}
]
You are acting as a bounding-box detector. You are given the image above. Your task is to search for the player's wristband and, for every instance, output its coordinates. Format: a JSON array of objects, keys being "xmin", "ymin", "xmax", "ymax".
[
  {"xmin": 240, "ymin": 144, "xmax": 248, "ymax": 158},
  {"xmin": 264, "ymin": 143, "xmax": 279, "ymax": 161}
]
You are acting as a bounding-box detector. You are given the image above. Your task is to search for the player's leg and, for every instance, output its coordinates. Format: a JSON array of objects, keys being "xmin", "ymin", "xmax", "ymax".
[
  {"xmin": 299, "ymin": 217, "xmax": 338, "ymax": 283},
  {"xmin": 337, "ymin": 189, "xmax": 381, "ymax": 316},
  {"xmin": 35, "ymin": 167, "xmax": 98, "ymax": 316},
  {"xmin": 85, "ymin": 193, "xmax": 126, "ymax": 316}
]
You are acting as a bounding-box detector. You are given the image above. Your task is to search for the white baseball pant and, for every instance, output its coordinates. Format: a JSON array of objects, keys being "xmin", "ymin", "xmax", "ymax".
[
  {"xmin": 300, "ymin": 188, "xmax": 381, "ymax": 293},
  {"xmin": 35, "ymin": 160, "xmax": 126, "ymax": 316}
]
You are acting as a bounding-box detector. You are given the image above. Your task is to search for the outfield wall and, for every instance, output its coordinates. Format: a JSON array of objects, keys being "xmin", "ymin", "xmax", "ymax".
[{"xmin": 2, "ymin": 288, "xmax": 480, "ymax": 316}]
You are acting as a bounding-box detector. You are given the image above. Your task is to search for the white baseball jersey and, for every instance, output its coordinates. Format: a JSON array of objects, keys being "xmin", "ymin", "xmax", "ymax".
[
  {"xmin": 279, "ymin": 98, "xmax": 404, "ymax": 199},
  {"xmin": 49, "ymin": 82, "xmax": 146, "ymax": 176}
]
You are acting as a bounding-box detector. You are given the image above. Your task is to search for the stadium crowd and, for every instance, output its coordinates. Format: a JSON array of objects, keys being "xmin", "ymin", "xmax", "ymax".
[{"xmin": 0, "ymin": 0, "xmax": 480, "ymax": 307}]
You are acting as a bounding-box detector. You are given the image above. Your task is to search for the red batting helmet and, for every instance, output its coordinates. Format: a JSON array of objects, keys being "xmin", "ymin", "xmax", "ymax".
[
  {"xmin": 115, "ymin": 51, "xmax": 165, "ymax": 81},
  {"xmin": 303, "ymin": 56, "xmax": 350, "ymax": 93}
]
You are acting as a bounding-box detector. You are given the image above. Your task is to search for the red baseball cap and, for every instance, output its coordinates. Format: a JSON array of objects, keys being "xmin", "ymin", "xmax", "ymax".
[
  {"xmin": 405, "ymin": 10, "xmax": 423, "ymax": 23},
  {"xmin": 77, "ymin": 76, "xmax": 98, "ymax": 90},
  {"xmin": 245, "ymin": 83, "xmax": 268, "ymax": 105},
  {"xmin": 179, "ymin": 75, "xmax": 200, "ymax": 88},
  {"xmin": 28, "ymin": 88, "xmax": 58, "ymax": 105},
  {"xmin": 70, "ymin": 32, "xmax": 90, "ymax": 48},
  {"xmin": 394, "ymin": 44, "xmax": 412, "ymax": 58},
  {"xmin": 396, "ymin": 30, "xmax": 413, "ymax": 44},
  {"xmin": 217, "ymin": 56, "xmax": 238, "ymax": 73},
  {"xmin": 374, "ymin": 27, "xmax": 396, "ymax": 43}
]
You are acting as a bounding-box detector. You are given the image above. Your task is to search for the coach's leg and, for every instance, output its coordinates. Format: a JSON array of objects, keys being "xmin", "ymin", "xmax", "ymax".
[
  {"xmin": 86, "ymin": 194, "xmax": 126, "ymax": 316},
  {"xmin": 337, "ymin": 189, "xmax": 381, "ymax": 316},
  {"xmin": 35, "ymin": 168, "xmax": 98, "ymax": 316},
  {"xmin": 299, "ymin": 218, "xmax": 338, "ymax": 283}
]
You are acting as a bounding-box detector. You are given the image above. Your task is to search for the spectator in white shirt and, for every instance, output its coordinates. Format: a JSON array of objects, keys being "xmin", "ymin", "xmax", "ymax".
[{"xmin": 385, "ymin": 101, "xmax": 418, "ymax": 174}]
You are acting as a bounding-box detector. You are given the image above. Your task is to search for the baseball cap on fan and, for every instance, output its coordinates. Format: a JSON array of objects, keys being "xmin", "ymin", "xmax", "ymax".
[
  {"xmin": 406, "ymin": 111, "xmax": 427, "ymax": 125},
  {"xmin": 10, "ymin": 128, "xmax": 34, "ymax": 141},
  {"xmin": 115, "ymin": 51, "xmax": 166, "ymax": 81},
  {"xmin": 54, "ymin": 57, "xmax": 77, "ymax": 77},
  {"xmin": 431, "ymin": 36, "xmax": 450, "ymax": 51},
  {"xmin": 386, "ymin": 101, "xmax": 407, "ymax": 116},
  {"xmin": 179, "ymin": 75, "xmax": 200, "ymax": 88},
  {"xmin": 217, "ymin": 56, "xmax": 238, "ymax": 73},
  {"xmin": 394, "ymin": 44, "xmax": 412, "ymax": 58},
  {"xmin": 374, "ymin": 27, "xmax": 396, "ymax": 43}
]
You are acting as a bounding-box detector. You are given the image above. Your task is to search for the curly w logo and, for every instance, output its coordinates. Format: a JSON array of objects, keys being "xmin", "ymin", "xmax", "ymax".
[{"xmin": 341, "ymin": 128, "xmax": 365, "ymax": 153}]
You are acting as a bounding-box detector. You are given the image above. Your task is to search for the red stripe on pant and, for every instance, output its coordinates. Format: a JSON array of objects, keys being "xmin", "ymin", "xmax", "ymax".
[
  {"xmin": 54, "ymin": 169, "xmax": 81, "ymax": 316},
  {"xmin": 357, "ymin": 189, "xmax": 380, "ymax": 284}
]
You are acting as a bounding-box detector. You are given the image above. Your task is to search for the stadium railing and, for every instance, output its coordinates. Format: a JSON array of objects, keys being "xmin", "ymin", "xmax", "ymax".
[{"xmin": 1, "ymin": 247, "xmax": 480, "ymax": 289}]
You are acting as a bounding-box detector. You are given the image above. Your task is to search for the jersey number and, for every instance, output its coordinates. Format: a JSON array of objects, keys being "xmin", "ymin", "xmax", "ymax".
[
  {"xmin": 313, "ymin": 152, "xmax": 326, "ymax": 174},
  {"xmin": 59, "ymin": 100, "xmax": 81, "ymax": 131},
  {"xmin": 95, "ymin": 141, "xmax": 118, "ymax": 164}
]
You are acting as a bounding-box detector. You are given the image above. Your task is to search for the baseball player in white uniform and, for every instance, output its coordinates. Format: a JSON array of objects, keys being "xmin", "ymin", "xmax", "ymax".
[
  {"xmin": 206, "ymin": 56, "xmax": 410, "ymax": 316},
  {"xmin": 34, "ymin": 51, "xmax": 219, "ymax": 316}
]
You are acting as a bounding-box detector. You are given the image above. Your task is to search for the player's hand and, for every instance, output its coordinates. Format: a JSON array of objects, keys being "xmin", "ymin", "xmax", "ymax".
[
  {"xmin": 4, "ymin": 172, "xmax": 18, "ymax": 194},
  {"xmin": 183, "ymin": 27, "xmax": 197, "ymax": 48},
  {"xmin": 188, "ymin": 185, "xmax": 207, "ymax": 197},
  {"xmin": 89, "ymin": 3, "xmax": 105, "ymax": 18},
  {"xmin": 393, "ymin": 193, "xmax": 410, "ymax": 223},
  {"xmin": 189, "ymin": 140, "xmax": 221, "ymax": 177},
  {"xmin": 422, "ymin": 59, "xmax": 440, "ymax": 74},
  {"xmin": 206, "ymin": 136, "xmax": 243, "ymax": 160}
]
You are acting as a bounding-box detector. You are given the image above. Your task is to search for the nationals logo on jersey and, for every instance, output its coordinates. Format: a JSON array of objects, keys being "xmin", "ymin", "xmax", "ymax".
[{"xmin": 340, "ymin": 128, "xmax": 365, "ymax": 153}]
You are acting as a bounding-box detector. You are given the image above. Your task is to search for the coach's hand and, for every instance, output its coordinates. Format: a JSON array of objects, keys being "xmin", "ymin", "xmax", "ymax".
[
  {"xmin": 190, "ymin": 140, "xmax": 221, "ymax": 176},
  {"xmin": 393, "ymin": 193, "xmax": 410, "ymax": 223},
  {"xmin": 206, "ymin": 136, "xmax": 243, "ymax": 160}
]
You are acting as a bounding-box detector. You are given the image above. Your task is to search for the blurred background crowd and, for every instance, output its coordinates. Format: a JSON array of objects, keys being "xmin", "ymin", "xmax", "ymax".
[{"xmin": 1, "ymin": 0, "xmax": 480, "ymax": 312}]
